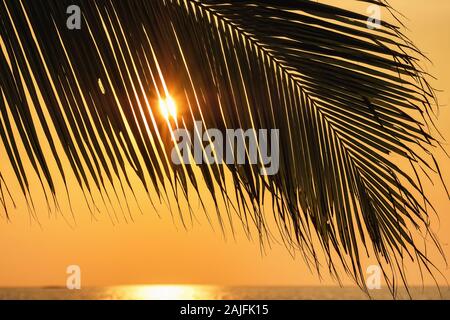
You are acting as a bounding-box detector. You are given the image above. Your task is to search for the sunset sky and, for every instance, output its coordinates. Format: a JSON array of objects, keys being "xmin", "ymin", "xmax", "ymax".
[{"xmin": 0, "ymin": 0, "xmax": 449, "ymax": 288}]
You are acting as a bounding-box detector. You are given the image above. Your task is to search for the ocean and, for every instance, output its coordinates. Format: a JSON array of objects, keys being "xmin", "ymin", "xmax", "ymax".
[{"xmin": 0, "ymin": 285, "xmax": 448, "ymax": 300}]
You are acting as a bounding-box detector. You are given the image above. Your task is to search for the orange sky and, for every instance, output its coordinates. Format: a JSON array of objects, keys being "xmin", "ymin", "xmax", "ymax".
[{"xmin": 0, "ymin": 0, "xmax": 449, "ymax": 288}]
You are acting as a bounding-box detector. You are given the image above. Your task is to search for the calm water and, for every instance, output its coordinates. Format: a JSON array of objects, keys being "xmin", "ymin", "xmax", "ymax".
[{"xmin": 0, "ymin": 285, "xmax": 449, "ymax": 300}]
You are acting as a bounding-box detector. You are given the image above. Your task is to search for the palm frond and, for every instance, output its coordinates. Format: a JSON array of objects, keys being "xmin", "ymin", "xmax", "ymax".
[{"xmin": 0, "ymin": 0, "xmax": 447, "ymax": 295}]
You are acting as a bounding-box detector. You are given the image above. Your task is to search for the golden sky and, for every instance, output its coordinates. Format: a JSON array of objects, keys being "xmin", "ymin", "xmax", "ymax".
[{"xmin": 0, "ymin": 0, "xmax": 449, "ymax": 288}]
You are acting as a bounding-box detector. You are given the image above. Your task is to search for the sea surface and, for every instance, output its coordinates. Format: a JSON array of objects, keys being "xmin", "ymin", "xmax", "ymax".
[{"xmin": 0, "ymin": 285, "xmax": 449, "ymax": 300}]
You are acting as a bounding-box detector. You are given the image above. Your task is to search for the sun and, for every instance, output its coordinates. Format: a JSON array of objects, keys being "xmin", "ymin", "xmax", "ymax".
[{"xmin": 159, "ymin": 95, "xmax": 177, "ymax": 120}]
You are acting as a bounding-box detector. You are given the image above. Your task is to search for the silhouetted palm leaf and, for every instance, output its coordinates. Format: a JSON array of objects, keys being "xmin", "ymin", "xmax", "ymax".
[{"xmin": 0, "ymin": 0, "xmax": 447, "ymax": 296}]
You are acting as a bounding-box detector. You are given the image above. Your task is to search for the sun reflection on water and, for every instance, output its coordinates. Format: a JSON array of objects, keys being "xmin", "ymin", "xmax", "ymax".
[{"xmin": 115, "ymin": 285, "xmax": 217, "ymax": 300}]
